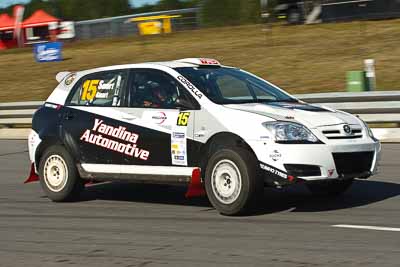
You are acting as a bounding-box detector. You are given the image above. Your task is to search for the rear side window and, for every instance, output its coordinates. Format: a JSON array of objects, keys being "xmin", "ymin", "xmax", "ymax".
[{"xmin": 68, "ymin": 70, "xmax": 128, "ymax": 107}]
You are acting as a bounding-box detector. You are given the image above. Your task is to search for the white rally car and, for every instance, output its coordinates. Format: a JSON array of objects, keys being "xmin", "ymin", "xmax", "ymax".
[{"xmin": 26, "ymin": 58, "xmax": 381, "ymax": 215}]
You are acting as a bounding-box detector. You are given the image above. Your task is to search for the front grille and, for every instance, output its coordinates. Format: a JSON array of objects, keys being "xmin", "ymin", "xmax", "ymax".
[
  {"xmin": 322, "ymin": 126, "xmax": 363, "ymax": 139},
  {"xmin": 284, "ymin": 164, "xmax": 321, "ymax": 177},
  {"xmin": 332, "ymin": 152, "xmax": 374, "ymax": 177},
  {"xmin": 327, "ymin": 135, "xmax": 362, "ymax": 139},
  {"xmin": 322, "ymin": 130, "xmax": 340, "ymax": 135}
]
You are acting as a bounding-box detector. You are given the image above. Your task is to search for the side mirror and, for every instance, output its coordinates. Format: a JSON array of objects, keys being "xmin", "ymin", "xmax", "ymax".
[{"xmin": 175, "ymin": 97, "xmax": 195, "ymax": 110}]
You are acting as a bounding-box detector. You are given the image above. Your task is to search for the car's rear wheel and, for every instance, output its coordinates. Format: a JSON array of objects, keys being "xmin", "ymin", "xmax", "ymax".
[
  {"xmin": 306, "ymin": 179, "xmax": 354, "ymax": 196},
  {"xmin": 39, "ymin": 145, "xmax": 84, "ymax": 202},
  {"xmin": 205, "ymin": 148, "xmax": 262, "ymax": 216}
]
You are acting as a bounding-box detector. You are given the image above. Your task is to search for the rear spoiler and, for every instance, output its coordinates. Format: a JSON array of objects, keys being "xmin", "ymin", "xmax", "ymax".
[{"xmin": 56, "ymin": 71, "xmax": 71, "ymax": 83}]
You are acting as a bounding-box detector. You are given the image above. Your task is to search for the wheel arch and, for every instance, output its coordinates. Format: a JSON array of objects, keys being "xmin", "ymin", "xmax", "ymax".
[
  {"xmin": 35, "ymin": 134, "xmax": 80, "ymax": 167},
  {"xmin": 198, "ymin": 132, "xmax": 258, "ymax": 175},
  {"xmin": 35, "ymin": 137, "xmax": 64, "ymax": 168}
]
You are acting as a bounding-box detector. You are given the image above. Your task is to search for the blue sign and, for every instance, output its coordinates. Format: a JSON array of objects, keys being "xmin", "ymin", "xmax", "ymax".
[{"xmin": 33, "ymin": 42, "xmax": 63, "ymax": 62}]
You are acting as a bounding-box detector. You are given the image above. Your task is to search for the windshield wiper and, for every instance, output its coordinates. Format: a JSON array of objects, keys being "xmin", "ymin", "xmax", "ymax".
[
  {"xmin": 221, "ymin": 98, "xmax": 299, "ymax": 105},
  {"xmin": 261, "ymin": 99, "xmax": 299, "ymax": 103}
]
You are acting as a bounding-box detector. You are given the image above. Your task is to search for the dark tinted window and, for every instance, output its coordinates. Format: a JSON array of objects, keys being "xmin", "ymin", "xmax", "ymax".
[{"xmin": 128, "ymin": 69, "xmax": 198, "ymax": 109}]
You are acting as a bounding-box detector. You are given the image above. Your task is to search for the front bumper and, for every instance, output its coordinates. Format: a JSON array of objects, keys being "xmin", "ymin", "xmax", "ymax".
[{"xmin": 251, "ymin": 139, "xmax": 381, "ymax": 184}]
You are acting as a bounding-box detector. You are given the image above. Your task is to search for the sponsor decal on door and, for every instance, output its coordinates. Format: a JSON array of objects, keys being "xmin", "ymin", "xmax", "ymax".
[
  {"xmin": 171, "ymin": 112, "xmax": 190, "ymax": 166},
  {"xmin": 80, "ymin": 118, "xmax": 150, "ymax": 160},
  {"xmin": 142, "ymin": 110, "xmax": 178, "ymax": 128}
]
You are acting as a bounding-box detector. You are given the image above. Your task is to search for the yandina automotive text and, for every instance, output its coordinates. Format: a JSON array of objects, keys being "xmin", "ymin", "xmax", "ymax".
[{"xmin": 80, "ymin": 118, "xmax": 150, "ymax": 160}]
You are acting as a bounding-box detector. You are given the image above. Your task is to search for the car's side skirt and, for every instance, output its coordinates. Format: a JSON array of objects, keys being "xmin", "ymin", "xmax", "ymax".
[{"xmin": 78, "ymin": 163, "xmax": 198, "ymax": 185}]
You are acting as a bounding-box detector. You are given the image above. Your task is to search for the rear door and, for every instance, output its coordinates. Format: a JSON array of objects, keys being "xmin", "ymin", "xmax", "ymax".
[{"xmin": 62, "ymin": 69, "xmax": 131, "ymax": 166}]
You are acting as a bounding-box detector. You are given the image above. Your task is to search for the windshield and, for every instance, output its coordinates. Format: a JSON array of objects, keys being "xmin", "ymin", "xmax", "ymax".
[{"xmin": 175, "ymin": 67, "xmax": 297, "ymax": 104}]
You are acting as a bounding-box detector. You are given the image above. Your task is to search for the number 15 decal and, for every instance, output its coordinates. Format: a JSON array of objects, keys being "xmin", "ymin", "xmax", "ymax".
[
  {"xmin": 177, "ymin": 112, "xmax": 190, "ymax": 126},
  {"xmin": 81, "ymin": 80, "xmax": 99, "ymax": 101}
]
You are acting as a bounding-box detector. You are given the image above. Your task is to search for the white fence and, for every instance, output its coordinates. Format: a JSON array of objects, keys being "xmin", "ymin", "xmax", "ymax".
[{"xmin": 1, "ymin": 91, "xmax": 400, "ymax": 141}]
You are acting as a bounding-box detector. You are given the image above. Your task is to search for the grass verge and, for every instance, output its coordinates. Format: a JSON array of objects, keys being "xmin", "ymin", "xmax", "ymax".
[{"xmin": 1, "ymin": 19, "xmax": 400, "ymax": 102}]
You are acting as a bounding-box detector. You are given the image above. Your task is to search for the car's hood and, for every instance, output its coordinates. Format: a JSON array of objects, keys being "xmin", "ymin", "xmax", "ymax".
[{"xmin": 224, "ymin": 102, "xmax": 360, "ymax": 128}]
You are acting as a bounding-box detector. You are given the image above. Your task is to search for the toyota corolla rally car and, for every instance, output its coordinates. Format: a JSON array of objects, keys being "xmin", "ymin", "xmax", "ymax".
[{"xmin": 26, "ymin": 58, "xmax": 381, "ymax": 215}]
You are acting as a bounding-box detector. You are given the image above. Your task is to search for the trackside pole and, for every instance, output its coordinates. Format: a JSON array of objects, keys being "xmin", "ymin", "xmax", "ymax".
[{"xmin": 364, "ymin": 59, "xmax": 376, "ymax": 91}]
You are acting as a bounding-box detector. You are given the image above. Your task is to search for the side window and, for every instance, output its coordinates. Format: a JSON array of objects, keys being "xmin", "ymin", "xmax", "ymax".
[
  {"xmin": 128, "ymin": 70, "xmax": 198, "ymax": 109},
  {"xmin": 68, "ymin": 70, "xmax": 128, "ymax": 107}
]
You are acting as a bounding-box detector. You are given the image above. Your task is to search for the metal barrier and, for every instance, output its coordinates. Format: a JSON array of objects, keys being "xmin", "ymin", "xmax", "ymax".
[
  {"xmin": 75, "ymin": 8, "xmax": 200, "ymax": 40},
  {"xmin": 1, "ymin": 91, "xmax": 399, "ymax": 141}
]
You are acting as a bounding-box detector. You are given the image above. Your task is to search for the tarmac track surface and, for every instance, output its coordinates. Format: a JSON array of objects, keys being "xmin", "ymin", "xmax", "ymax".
[{"xmin": 0, "ymin": 141, "xmax": 399, "ymax": 267}]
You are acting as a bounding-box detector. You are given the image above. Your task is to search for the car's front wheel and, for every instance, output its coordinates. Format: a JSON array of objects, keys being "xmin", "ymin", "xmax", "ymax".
[
  {"xmin": 39, "ymin": 145, "xmax": 84, "ymax": 202},
  {"xmin": 306, "ymin": 179, "xmax": 354, "ymax": 196},
  {"xmin": 205, "ymin": 148, "xmax": 262, "ymax": 216}
]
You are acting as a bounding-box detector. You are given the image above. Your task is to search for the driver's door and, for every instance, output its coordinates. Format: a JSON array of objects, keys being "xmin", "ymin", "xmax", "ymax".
[{"xmin": 117, "ymin": 69, "xmax": 200, "ymax": 167}]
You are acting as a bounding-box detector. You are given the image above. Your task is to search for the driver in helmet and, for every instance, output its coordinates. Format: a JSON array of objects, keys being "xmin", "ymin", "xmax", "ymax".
[{"xmin": 143, "ymin": 81, "xmax": 176, "ymax": 108}]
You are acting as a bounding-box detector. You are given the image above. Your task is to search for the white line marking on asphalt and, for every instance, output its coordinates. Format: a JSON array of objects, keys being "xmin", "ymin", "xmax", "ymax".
[{"xmin": 332, "ymin": 224, "xmax": 400, "ymax": 232}]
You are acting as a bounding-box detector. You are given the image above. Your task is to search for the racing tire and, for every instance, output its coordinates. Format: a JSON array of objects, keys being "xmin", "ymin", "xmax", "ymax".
[
  {"xmin": 39, "ymin": 145, "xmax": 84, "ymax": 202},
  {"xmin": 204, "ymin": 148, "xmax": 263, "ymax": 216},
  {"xmin": 306, "ymin": 179, "xmax": 354, "ymax": 197}
]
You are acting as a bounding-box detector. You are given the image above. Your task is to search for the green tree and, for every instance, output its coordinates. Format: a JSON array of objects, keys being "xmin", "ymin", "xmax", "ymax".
[
  {"xmin": 0, "ymin": 0, "xmax": 203, "ymax": 21},
  {"xmin": 24, "ymin": 0, "xmax": 55, "ymax": 18},
  {"xmin": 23, "ymin": 0, "xmax": 133, "ymax": 21},
  {"xmin": 132, "ymin": 4, "xmax": 156, "ymax": 14},
  {"xmin": 181, "ymin": 0, "xmax": 201, "ymax": 8},
  {"xmin": 155, "ymin": 0, "xmax": 183, "ymax": 11},
  {"xmin": 201, "ymin": 0, "xmax": 260, "ymax": 26}
]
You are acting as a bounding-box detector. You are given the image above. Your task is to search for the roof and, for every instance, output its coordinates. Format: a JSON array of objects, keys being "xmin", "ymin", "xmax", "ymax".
[
  {"xmin": 153, "ymin": 61, "xmax": 199, "ymax": 68},
  {"xmin": 0, "ymin": 13, "xmax": 15, "ymax": 31},
  {"xmin": 22, "ymin": 10, "xmax": 59, "ymax": 28},
  {"xmin": 156, "ymin": 58, "xmax": 221, "ymax": 68},
  {"xmin": 66, "ymin": 59, "xmax": 224, "ymax": 78}
]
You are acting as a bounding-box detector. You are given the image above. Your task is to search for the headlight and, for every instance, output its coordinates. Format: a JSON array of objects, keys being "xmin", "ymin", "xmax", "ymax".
[
  {"xmin": 263, "ymin": 121, "xmax": 321, "ymax": 144},
  {"xmin": 360, "ymin": 119, "xmax": 377, "ymax": 141}
]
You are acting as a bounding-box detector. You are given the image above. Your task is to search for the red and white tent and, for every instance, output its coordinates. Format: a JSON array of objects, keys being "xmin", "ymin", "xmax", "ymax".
[
  {"xmin": 0, "ymin": 13, "xmax": 17, "ymax": 49},
  {"xmin": 0, "ymin": 8, "xmax": 73, "ymax": 50},
  {"xmin": 21, "ymin": 10, "xmax": 62, "ymax": 43},
  {"xmin": 0, "ymin": 13, "xmax": 15, "ymax": 31},
  {"xmin": 0, "ymin": 5, "xmax": 25, "ymax": 49},
  {"xmin": 22, "ymin": 9, "xmax": 60, "ymax": 28}
]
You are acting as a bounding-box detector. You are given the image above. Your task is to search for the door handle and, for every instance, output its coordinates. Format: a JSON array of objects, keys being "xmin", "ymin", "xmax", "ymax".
[
  {"xmin": 122, "ymin": 115, "xmax": 137, "ymax": 121},
  {"xmin": 63, "ymin": 111, "xmax": 74, "ymax": 120}
]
